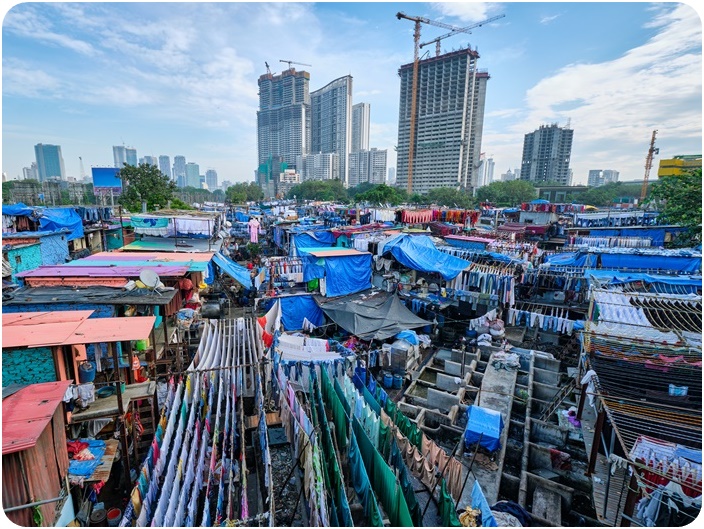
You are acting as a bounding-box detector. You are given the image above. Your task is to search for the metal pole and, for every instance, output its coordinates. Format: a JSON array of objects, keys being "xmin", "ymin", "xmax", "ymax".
[
  {"xmin": 4, "ymin": 496, "xmax": 64, "ymax": 513},
  {"xmin": 421, "ymin": 438, "xmax": 462, "ymax": 518},
  {"xmin": 602, "ymin": 427, "xmax": 617, "ymax": 518},
  {"xmin": 454, "ymin": 432, "xmax": 483, "ymax": 509}
]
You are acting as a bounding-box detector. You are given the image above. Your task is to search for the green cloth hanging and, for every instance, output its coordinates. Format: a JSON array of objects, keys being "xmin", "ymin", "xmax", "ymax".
[{"xmin": 439, "ymin": 480, "xmax": 462, "ymax": 527}]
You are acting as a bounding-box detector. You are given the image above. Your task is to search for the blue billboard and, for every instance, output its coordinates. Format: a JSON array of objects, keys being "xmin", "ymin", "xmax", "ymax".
[{"xmin": 92, "ymin": 167, "xmax": 122, "ymax": 196}]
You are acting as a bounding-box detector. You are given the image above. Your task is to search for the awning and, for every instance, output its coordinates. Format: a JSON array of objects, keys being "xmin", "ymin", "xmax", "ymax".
[
  {"xmin": 381, "ymin": 234, "xmax": 470, "ymax": 281},
  {"xmin": 316, "ymin": 290, "xmax": 429, "ymax": 341}
]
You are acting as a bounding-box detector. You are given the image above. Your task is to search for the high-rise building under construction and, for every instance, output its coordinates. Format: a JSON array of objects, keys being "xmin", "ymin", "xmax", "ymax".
[
  {"xmin": 257, "ymin": 68, "xmax": 311, "ymax": 197},
  {"xmin": 395, "ymin": 47, "xmax": 488, "ymax": 194}
]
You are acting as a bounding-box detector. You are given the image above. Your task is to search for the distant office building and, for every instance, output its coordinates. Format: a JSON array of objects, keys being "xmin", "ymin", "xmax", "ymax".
[
  {"xmin": 587, "ymin": 169, "xmax": 620, "ymax": 187},
  {"xmin": 351, "ymin": 103, "xmax": 370, "ymax": 153},
  {"xmin": 475, "ymin": 153, "xmax": 495, "ymax": 189},
  {"xmin": 299, "ymin": 153, "xmax": 339, "ymax": 181},
  {"xmin": 140, "ymin": 155, "xmax": 158, "ymax": 167},
  {"xmin": 349, "ymin": 148, "xmax": 387, "ymax": 187},
  {"xmin": 126, "ymin": 148, "xmax": 138, "ymax": 166},
  {"xmin": 22, "ymin": 162, "xmax": 39, "ymax": 181},
  {"xmin": 501, "ymin": 168, "xmax": 519, "ymax": 182},
  {"xmin": 387, "ymin": 167, "xmax": 396, "ymax": 185},
  {"xmin": 311, "ymin": 75, "xmax": 353, "ymax": 187},
  {"xmin": 221, "ymin": 180, "xmax": 233, "ymax": 191},
  {"xmin": 278, "ymin": 169, "xmax": 301, "ymax": 197},
  {"xmin": 113, "ymin": 145, "xmax": 127, "ymax": 168},
  {"xmin": 396, "ymin": 48, "xmax": 488, "ymax": 194},
  {"xmin": 520, "ymin": 123, "xmax": 574, "ymax": 185},
  {"xmin": 173, "ymin": 156, "xmax": 187, "ymax": 188},
  {"xmin": 205, "ymin": 169, "xmax": 218, "ymax": 191},
  {"xmin": 158, "ymin": 155, "xmax": 171, "ymax": 178},
  {"xmin": 185, "ymin": 162, "xmax": 200, "ymax": 188},
  {"xmin": 257, "ymin": 67, "xmax": 311, "ymax": 195},
  {"xmin": 34, "ymin": 143, "xmax": 66, "ymax": 182}
]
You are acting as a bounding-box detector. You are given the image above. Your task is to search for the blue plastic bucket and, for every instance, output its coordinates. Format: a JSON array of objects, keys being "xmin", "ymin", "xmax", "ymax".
[
  {"xmin": 393, "ymin": 374, "xmax": 403, "ymax": 389},
  {"xmin": 383, "ymin": 372, "xmax": 393, "ymax": 389},
  {"xmin": 78, "ymin": 362, "xmax": 96, "ymax": 384}
]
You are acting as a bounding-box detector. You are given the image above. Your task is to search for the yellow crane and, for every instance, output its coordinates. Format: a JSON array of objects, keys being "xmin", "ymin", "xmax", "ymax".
[
  {"xmin": 420, "ymin": 14, "xmax": 505, "ymax": 57},
  {"xmin": 396, "ymin": 12, "xmax": 501, "ymax": 194},
  {"xmin": 641, "ymin": 130, "xmax": 658, "ymax": 202}
]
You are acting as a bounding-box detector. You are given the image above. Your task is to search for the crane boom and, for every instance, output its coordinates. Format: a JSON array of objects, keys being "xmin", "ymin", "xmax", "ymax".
[
  {"xmin": 279, "ymin": 59, "xmax": 312, "ymax": 69},
  {"xmin": 420, "ymin": 14, "xmax": 505, "ymax": 56},
  {"xmin": 641, "ymin": 130, "xmax": 658, "ymax": 201}
]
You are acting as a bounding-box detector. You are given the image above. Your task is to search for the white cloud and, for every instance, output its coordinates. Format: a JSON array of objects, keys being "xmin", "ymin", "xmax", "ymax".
[
  {"xmin": 539, "ymin": 14, "xmax": 561, "ymax": 25},
  {"xmin": 2, "ymin": 58, "xmax": 62, "ymax": 97},
  {"xmin": 432, "ymin": 2, "xmax": 501, "ymax": 23}
]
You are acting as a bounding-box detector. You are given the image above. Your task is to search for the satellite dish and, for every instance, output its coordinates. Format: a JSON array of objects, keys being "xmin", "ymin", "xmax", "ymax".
[{"xmin": 140, "ymin": 269, "xmax": 161, "ymax": 290}]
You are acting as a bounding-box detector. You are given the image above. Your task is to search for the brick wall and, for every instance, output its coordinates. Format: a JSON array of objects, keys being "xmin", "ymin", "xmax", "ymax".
[{"xmin": 2, "ymin": 347, "xmax": 56, "ymax": 387}]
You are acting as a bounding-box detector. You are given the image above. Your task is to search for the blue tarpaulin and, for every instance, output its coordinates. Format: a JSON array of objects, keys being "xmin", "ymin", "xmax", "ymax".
[
  {"xmin": 38, "ymin": 208, "xmax": 84, "ymax": 241},
  {"xmin": 2, "ymin": 202, "xmax": 36, "ymax": 217},
  {"xmin": 211, "ymin": 252, "xmax": 256, "ymax": 288},
  {"xmin": 68, "ymin": 439, "xmax": 106, "ymax": 477},
  {"xmin": 279, "ymin": 295, "xmax": 325, "ymax": 330},
  {"xmin": 543, "ymin": 251, "xmax": 596, "ymax": 268},
  {"xmin": 324, "ymin": 253, "xmax": 372, "ymax": 297},
  {"xmin": 382, "ymin": 235, "xmax": 470, "ymax": 281},
  {"xmin": 471, "ymin": 482, "xmax": 497, "ymax": 527},
  {"xmin": 598, "ymin": 253, "xmax": 701, "ymax": 273},
  {"xmin": 291, "ymin": 230, "xmax": 336, "ymax": 256},
  {"xmin": 464, "ymin": 405, "xmax": 504, "ymax": 452},
  {"xmin": 586, "ymin": 270, "xmax": 702, "ymax": 293}
]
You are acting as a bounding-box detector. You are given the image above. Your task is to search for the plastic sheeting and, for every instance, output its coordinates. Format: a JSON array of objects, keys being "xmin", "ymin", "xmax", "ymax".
[
  {"xmin": 38, "ymin": 208, "xmax": 84, "ymax": 241},
  {"xmin": 324, "ymin": 253, "xmax": 372, "ymax": 297},
  {"xmin": 211, "ymin": 252, "xmax": 254, "ymax": 288},
  {"xmin": 279, "ymin": 295, "xmax": 325, "ymax": 331},
  {"xmin": 543, "ymin": 251, "xmax": 596, "ymax": 268},
  {"xmin": 318, "ymin": 291, "xmax": 429, "ymax": 341},
  {"xmin": 2, "ymin": 202, "xmax": 36, "ymax": 217},
  {"xmin": 291, "ymin": 231, "xmax": 336, "ymax": 256},
  {"xmin": 586, "ymin": 270, "xmax": 702, "ymax": 293},
  {"xmin": 599, "ymin": 253, "xmax": 701, "ymax": 273},
  {"xmin": 381, "ymin": 234, "xmax": 470, "ymax": 280},
  {"xmin": 464, "ymin": 405, "xmax": 504, "ymax": 452}
]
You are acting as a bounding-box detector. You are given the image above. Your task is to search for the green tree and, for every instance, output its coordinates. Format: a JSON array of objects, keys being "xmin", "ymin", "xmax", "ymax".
[
  {"xmin": 225, "ymin": 182, "xmax": 263, "ymax": 203},
  {"xmin": 348, "ymin": 181, "xmax": 377, "ymax": 199},
  {"xmin": 425, "ymin": 187, "xmax": 475, "ymax": 208},
  {"xmin": 286, "ymin": 179, "xmax": 348, "ymax": 202},
  {"xmin": 170, "ymin": 197, "xmax": 195, "ymax": 210},
  {"xmin": 117, "ymin": 163, "xmax": 177, "ymax": 212},
  {"xmin": 475, "ymin": 180, "xmax": 536, "ymax": 206},
  {"xmin": 212, "ymin": 188, "xmax": 225, "ymax": 201},
  {"xmin": 408, "ymin": 193, "xmax": 424, "ymax": 204},
  {"xmin": 355, "ymin": 184, "xmax": 407, "ymax": 206},
  {"xmin": 648, "ymin": 169, "xmax": 702, "ymax": 242}
]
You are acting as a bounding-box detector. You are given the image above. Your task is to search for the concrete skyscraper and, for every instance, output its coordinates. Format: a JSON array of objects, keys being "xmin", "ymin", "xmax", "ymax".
[
  {"xmin": 173, "ymin": 156, "xmax": 187, "ymax": 187},
  {"xmin": 126, "ymin": 148, "xmax": 138, "ymax": 167},
  {"xmin": 159, "ymin": 155, "xmax": 171, "ymax": 178},
  {"xmin": 185, "ymin": 162, "xmax": 200, "ymax": 188},
  {"xmin": 34, "ymin": 143, "xmax": 66, "ymax": 182},
  {"xmin": 396, "ymin": 48, "xmax": 489, "ymax": 194},
  {"xmin": 310, "ymin": 76, "xmax": 353, "ymax": 187},
  {"xmin": 348, "ymin": 148, "xmax": 387, "ymax": 187},
  {"xmin": 140, "ymin": 155, "xmax": 158, "ymax": 167},
  {"xmin": 113, "ymin": 146, "xmax": 127, "ymax": 168},
  {"xmin": 205, "ymin": 169, "xmax": 218, "ymax": 191},
  {"xmin": 257, "ymin": 67, "xmax": 311, "ymax": 197},
  {"xmin": 520, "ymin": 124, "xmax": 574, "ymax": 185},
  {"xmin": 351, "ymin": 102, "xmax": 370, "ymax": 153}
]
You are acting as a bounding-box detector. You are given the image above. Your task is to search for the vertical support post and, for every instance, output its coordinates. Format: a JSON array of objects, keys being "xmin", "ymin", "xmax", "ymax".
[
  {"xmin": 586, "ymin": 408, "xmax": 605, "ymax": 476},
  {"xmin": 110, "ymin": 342, "xmax": 132, "ymax": 491},
  {"xmin": 620, "ymin": 472, "xmax": 639, "ymax": 527},
  {"xmin": 576, "ymin": 383, "xmax": 588, "ymax": 421}
]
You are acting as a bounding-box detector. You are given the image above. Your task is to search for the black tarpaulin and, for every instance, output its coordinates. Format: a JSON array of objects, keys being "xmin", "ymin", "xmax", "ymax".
[{"xmin": 316, "ymin": 290, "xmax": 429, "ymax": 341}]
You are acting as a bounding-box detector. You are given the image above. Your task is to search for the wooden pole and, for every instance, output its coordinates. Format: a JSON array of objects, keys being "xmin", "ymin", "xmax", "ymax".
[
  {"xmin": 421, "ymin": 438, "xmax": 462, "ymax": 518},
  {"xmin": 586, "ymin": 408, "xmax": 605, "ymax": 476},
  {"xmin": 111, "ymin": 342, "xmax": 132, "ymax": 491}
]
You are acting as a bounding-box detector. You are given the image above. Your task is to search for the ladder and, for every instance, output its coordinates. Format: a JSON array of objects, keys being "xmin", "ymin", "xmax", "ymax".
[{"xmin": 539, "ymin": 377, "xmax": 577, "ymax": 423}]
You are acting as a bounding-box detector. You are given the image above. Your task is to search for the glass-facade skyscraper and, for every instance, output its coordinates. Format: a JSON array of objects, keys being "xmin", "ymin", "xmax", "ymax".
[
  {"xmin": 34, "ymin": 143, "xmax": 66, "ymax": 182},
  {"xmin": 159, "ymin": 155, "xmax": 171, "ymax": 178},
  {"xmin": 173, "ymin": 156, "xmax": 187, "ymax": 187}
]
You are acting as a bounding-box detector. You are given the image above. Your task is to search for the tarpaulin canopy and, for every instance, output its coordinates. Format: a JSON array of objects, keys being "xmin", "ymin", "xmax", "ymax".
[
  {"xmin": 278, "ymin": 295, "xmax": 325, "ymax": 331},
  {"xmin": 464, "ymin": 405, "xmax": 504, "ymax": 452},
  {"xmin": 586, "ymin": 270, "xmax": 702, "ymax": 293},
  {"xmin": 599, "ymin": 253, "xmax": 701, "ymax": 273},
  {"xmin": 543, "ymin": 251, "xmax": 596, "ymax": 268},
  {"xmin": 38, "ymin": 208, "xmax": 84, "ymax": 241},
  {"xmin": 291, "ymin": 230, "xmax": 336, "ymax": 256},
  {"xmin": 2, "ymin": 203, "xmax": 36, "ymax": 217},
  {"xmin": 300, "ymin": 249, "xmax": 372, "ymax": 297},
  {"xmin": 317, "ymin": 291, "xmax": 429, "ymax": 341},
  {"xmin": 381, "ymin": 234, "xmax": 470, "ymax": 281},
  {"xmin": 210, "ymin": 252, "xmax": 254, "ymax": 288}
]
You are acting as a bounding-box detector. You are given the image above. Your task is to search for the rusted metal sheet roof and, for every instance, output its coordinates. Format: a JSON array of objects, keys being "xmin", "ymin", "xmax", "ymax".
[
  {"xmin": 2, "ymin": 380, "xmax": 73, "ymax": 454},
  {"xmin": 15, "ymin": 265, "xmax": 189, "ymax": 278},
  {"xmin": 2, "ymin": 312, "xmax": 156, "ymax": 349}
]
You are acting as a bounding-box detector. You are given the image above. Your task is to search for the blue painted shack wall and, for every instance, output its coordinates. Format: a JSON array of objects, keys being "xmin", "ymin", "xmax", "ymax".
[
  {"xmin": 105, "ymin": 228, "xmax": 124, "ymax": 250},
  {"xmin": 6, "ymin": 243, "xmax": 42, "ymax": 281},
  {"xmin": 39, "ymin": 232, "xmax": 70, "ymax": 265},
  {"xmin": 2, "ymin": 347, "xmax": 56, "ymax": 387}
]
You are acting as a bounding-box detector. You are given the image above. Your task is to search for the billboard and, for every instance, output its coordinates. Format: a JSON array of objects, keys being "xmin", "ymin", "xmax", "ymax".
[{"xmin": 92, "ymin": 167, "xmax": 122, "ymax": 196}]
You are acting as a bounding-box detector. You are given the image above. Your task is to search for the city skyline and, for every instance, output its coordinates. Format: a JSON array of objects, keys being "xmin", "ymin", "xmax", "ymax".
[{"xmin": 2, "ymin": 2, "xmax": 702, "ymax": 186}]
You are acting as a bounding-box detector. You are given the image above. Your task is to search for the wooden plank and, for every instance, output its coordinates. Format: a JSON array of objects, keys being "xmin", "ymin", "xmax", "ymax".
[{"xmin": 86, "ymin": 439, "xmax": 119, "ymax": 482}]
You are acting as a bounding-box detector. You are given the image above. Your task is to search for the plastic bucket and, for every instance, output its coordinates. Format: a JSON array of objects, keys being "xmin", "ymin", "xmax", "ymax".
[
  {"xmin": 393, "ymin": 374, "xmax": 403, "ymax": 389},
  {"xmin": 78, "ymin": 362, "xmax": 96, "ymax": 384},
  {"xmin": 90, "ymin": 509, "xmax": 106, "ymax": 526},
  {"xmin": 383, "ymin": 372, "xmax": 393, "ymax": 389},
  {"xmin": 106, "ymin": 508, "xmax": 121, "ymax": 527}
]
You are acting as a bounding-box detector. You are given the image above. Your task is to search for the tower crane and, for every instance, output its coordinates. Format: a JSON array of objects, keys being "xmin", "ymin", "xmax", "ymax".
[
  {"xmin": 79, "ymin": 156, "xmax": 86, "ymax": 180},
  {"xmin": 279, "ymin": 59, "xmax": 312, "ymax": 70},
  {"xmin": 420, "ymin": 14, "xmax": 505, "ymax": 57},
  {"xmin": 641, "ymin": 130, "xmax": 658, "ymax": 202},
  {"xmin": 396, "ymin": 12, "xmax": 499, "ymax": 194}
]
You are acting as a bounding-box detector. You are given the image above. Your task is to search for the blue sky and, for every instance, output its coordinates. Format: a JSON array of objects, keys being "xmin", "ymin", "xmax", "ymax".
[{"xmin": 2, "ymin": 2, "xmax": 702, "ymax": 186}]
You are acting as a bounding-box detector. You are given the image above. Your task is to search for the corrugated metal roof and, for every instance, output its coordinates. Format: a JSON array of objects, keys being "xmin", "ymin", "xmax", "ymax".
[
  {"xmin": 2, "ymin": 380, "xmax": 72, "ymax": 454},
  {"xmin": 15, "ymin": 265, "xmax": 189, "ymax": 278},
  {"xmin": 2, "ymin": 312, "xmax": 156, "ymax": 349}
]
